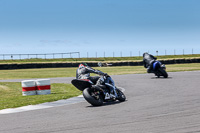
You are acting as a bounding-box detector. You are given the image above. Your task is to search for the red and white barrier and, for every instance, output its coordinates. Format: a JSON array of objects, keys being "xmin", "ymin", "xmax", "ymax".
[
  {"xmin": 36, "ymin": 79, "xmax": 51, "ymax": 95},
  {"xmin": 21, "ymin": 80, "xmax": 37, "ymax": 96}
]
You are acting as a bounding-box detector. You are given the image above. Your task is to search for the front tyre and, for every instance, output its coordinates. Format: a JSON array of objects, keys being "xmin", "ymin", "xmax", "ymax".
[
  {"xmin": 83, "ymin": 88, "xmax": 103, "ymax": 106},
  {"xmin": 158, "ymin": 68, "xmax": 168, "ymax": 78},
  {"xmin": 116, "ymin": 88, "xmax": 126, "ymax": 102}
]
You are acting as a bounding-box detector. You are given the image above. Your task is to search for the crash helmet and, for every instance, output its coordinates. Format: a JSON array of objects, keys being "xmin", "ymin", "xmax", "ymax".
[
  {"xmin": 143, "ymin": 52, "xmax": 148, "ymax": 57},
  {"xmin": 79, "ymin": 63, "xmax": 88, "ymax": 68}
]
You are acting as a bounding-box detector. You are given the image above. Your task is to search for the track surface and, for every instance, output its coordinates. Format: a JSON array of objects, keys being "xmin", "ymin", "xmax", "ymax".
[{"xmin": 1, "ymin": 71, "xmax": 200, "ymax": 133}]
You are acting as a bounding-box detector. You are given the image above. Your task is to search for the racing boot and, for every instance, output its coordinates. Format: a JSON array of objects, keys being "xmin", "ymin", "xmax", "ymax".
[
  {"xmin": 112, "ymin": 86, "xmax": 118, "ymax": 98},
  {"xmin": 110, "ymin": 87, "xmax": 118, "ymax": 99},
  {"xmin": 105, "ymin": 83, "xmax": 118, "ymax": 99}
]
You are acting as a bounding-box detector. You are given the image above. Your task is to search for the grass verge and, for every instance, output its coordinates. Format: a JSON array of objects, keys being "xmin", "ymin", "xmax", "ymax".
[{"xmin": 0, "ymin": 83, "xmax": 81, "ymax": 110}]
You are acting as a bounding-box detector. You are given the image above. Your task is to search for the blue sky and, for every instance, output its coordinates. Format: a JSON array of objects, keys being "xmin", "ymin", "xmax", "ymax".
[{"xmin": 0, "ymin": 0, "xmax": 200, "ymax": 58}]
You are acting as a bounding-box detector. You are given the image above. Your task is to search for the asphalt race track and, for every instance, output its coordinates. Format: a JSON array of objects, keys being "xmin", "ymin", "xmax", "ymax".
[{"xmin": 0, "ymin": 71, "xmax": 200, "ymax": 133}]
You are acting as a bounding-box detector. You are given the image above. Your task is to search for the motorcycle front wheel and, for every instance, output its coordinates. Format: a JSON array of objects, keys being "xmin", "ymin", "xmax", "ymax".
[
  {"xmin": 83, "ymin": 88, "xmax": 103, "ymax": 106},
  {"xmin": 116, "ymin": 88, "xmax": 126, "ymax": 102},
  {"xmin": 158, "ymin": 68, "xmax": 168, "ymax": 78}
]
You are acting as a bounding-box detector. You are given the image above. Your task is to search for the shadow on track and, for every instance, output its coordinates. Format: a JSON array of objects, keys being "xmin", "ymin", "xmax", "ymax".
[
  {"xmin": 86, "ymin": 100, "xmax": 127, "ymax": 108},
  {"xmin": 151, "ymin": 77, "xmax": 173, "ymax": 79}
]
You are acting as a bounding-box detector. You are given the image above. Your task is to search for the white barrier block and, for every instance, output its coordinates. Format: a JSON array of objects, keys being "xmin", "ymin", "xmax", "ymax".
[
  {"xmin": 21, "ymin": 80, "xmax": 37, "ymax": 96},
  {"xmin": 36, "ymin": 79, "xmax": 51, "ymax": 95}
]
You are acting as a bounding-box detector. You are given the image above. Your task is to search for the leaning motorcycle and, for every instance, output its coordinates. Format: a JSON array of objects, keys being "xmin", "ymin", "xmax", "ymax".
[
  {"xmin": 149, "ymin": 61, "xmax": 168, "ymax": 78},
  {"xmin": 71, "ymin": 75, "xmax": 126, "ymax": 106}
]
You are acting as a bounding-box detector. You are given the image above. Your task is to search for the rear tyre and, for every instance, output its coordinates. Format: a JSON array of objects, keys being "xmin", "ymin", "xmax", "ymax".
[
  {"xmin": 116, "ymin": 88, "xmax": 126, "ymax": 102},
  {"xmin": 83, "ymin": 88, "xmax": 103, "ymax": 106},
  {"xmin": 158, "ymin": 68, "xmax": 168, "ymax": 78}
]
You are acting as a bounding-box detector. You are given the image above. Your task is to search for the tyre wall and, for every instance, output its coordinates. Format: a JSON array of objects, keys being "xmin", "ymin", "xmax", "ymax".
[{"xmin": 0, "ymin": 58, "xmax": 200, "ymax": 69}]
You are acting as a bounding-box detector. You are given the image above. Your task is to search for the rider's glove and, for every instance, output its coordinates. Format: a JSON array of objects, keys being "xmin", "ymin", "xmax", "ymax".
[{"xmin": 103, "ymin": 73, "xmax": 109, "ymax": 77}]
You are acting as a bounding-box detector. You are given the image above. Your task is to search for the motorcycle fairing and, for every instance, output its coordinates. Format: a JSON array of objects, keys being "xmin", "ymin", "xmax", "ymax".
[
  {"xmin": 71, "ymin": 79, "xmax": 92, "ymax": 91},
  {"xmin": 161, "ymin": 64, "xmax": 166, "ymax": 70},
  {"xmin": 153, "ymin": 61, "xmax": 161, "ymax": 70}
]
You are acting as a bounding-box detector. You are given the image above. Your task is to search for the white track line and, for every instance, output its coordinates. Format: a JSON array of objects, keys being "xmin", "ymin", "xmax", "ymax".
[
  {"xmin": 0, "ymin": 95, "xmax": 84, "ymax": 114},
  {"xmin": 0, "ymin": 87, "xmax": 125, "ymax": 115}
]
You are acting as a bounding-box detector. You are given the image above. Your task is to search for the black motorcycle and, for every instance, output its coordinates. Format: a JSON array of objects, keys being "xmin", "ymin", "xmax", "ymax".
[
  {"xmin": 149, "ymin": 61, "xmax": 168, "ymax": 78},
  {"xmin": 71, "ymin": 75, "xmax": 126, "ymax": 106}
]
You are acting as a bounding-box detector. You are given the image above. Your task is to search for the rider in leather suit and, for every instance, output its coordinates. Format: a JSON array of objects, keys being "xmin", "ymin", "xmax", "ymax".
[
  {"xmin": 76, "ymin": 63, "xmax": 118, "ymax": 98},
  {"xmin": 143, "ymin": 53, "xmax": 157, "ymax": 73}
]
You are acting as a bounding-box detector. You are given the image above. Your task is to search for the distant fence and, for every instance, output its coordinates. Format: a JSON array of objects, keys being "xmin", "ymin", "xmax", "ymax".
[
  {"xmin": 77, "ymin": 49, "xmax": 197, "ymax": 58},
  {"xmin": 0, "ymin": 52, "xmax": 80, "ymax": 60},
  {"xmin": 0, "ymin": 49, "xmax": 199, "ymax": 60}
]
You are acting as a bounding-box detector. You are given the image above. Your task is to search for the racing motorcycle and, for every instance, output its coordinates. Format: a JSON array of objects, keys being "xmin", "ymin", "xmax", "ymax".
[
  {"xmin": 149, "ymin": 61, "xmax": 168, "ymax": 78},
  {"xmin": 71, "ymin": 75, "xmax": 126, "ymax": 106}
]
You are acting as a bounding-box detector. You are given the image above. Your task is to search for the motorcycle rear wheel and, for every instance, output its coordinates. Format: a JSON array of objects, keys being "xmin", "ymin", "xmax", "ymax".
[{"xmin": 83, "ymin": 88, "xmax": 103, "ymax": 106}]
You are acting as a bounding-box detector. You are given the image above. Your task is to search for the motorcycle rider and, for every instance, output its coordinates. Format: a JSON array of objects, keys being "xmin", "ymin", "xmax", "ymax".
[
  {"xmin": 143, "ymin": 52, "xmax": 157, "ymax": 73},
  {"xmin": 76, "ymin": 63, "xmax": 118, "ymax": 98}
]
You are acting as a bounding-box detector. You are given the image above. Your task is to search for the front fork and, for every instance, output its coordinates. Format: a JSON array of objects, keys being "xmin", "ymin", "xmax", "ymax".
[{"xmin": 161, "ymin": 64, "xmax": 166, "ymax": 70}]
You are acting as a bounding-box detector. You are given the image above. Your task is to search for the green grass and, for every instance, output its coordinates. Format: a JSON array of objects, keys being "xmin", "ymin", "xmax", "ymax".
[
  {"xmin": 0, "ymin": 67, "xmax": 77, "ymax": 80},
  {"xmin": 0, "ymin": 54, "xmax": 200, "ymax": 64},
  {"xmin": 0, "ymin": 82, "xmax": 81, "ymax": 110},
  {"xmin": 166, "ymin": 63, "xmax": 200, "ymax": 72}
]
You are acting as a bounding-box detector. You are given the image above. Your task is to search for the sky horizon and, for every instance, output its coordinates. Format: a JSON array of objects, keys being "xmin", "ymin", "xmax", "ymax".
[{"xmin": 0, "ymin": 0, "xmax": 200, "ymax": 58}]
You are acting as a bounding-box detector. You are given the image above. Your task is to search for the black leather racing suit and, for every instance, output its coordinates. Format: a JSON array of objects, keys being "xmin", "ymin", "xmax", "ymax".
[
  {"xmin": 143, "ymin": 53, "xmax": 157, "ymax": 73},
  {"xmin": 76, "ymin": 66, "xmax": 104, "ymax": 84},
  {"xmin": 76, "ymin": 66, "xmax": 117, "ymax": 97}
]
